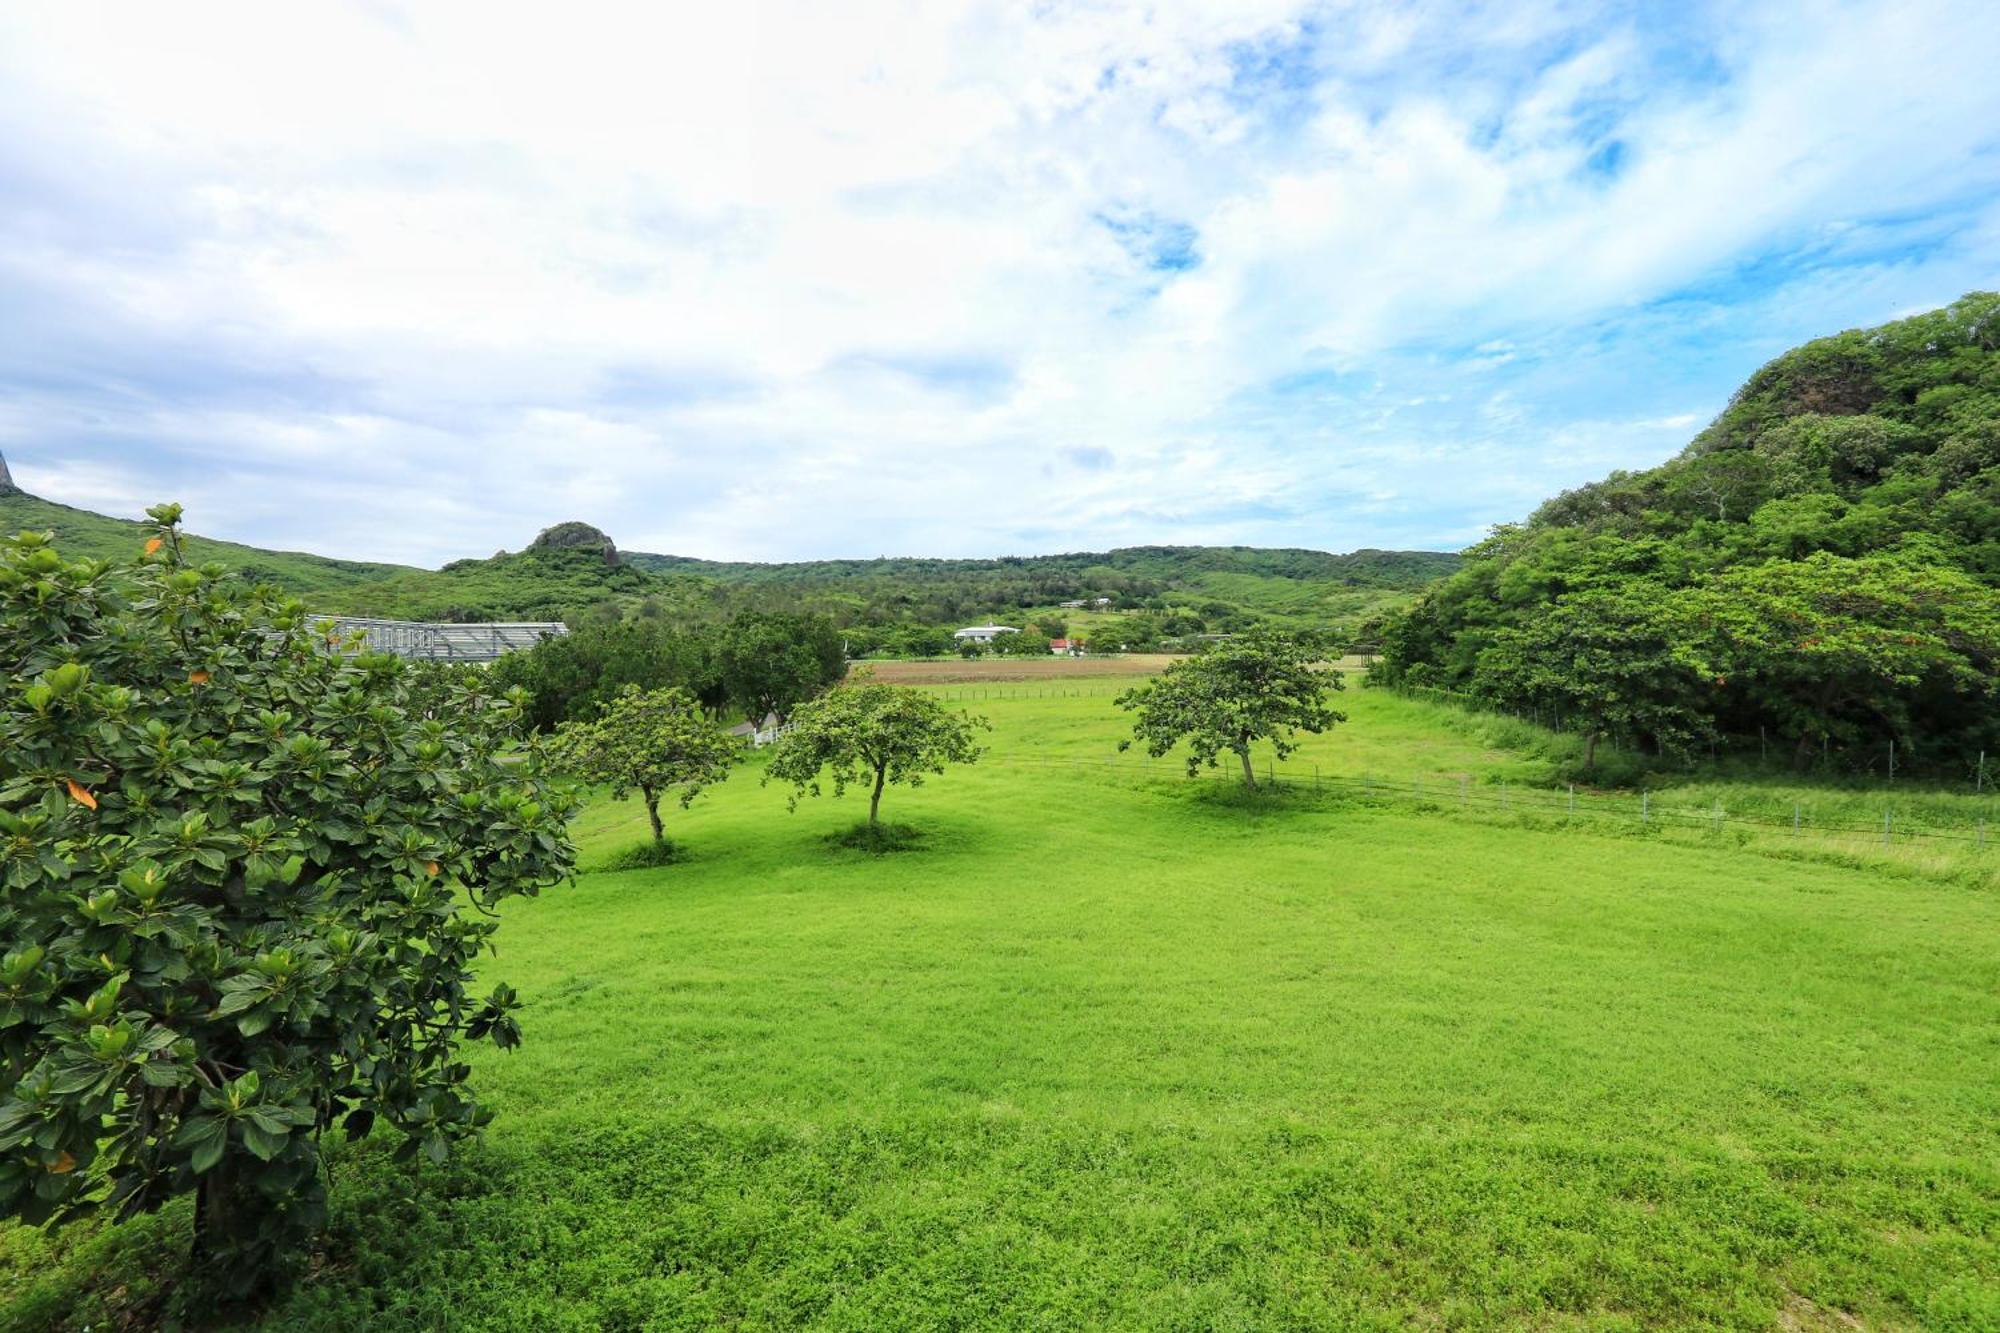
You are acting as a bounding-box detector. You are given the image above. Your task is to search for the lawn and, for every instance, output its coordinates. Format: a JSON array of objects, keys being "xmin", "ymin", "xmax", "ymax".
[{"xmin": 5, "ymin": 689, "xmax": 1997, "ymax": 1330}]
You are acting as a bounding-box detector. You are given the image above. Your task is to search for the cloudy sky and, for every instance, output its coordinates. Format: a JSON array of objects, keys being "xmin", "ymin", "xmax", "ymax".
[{"xmin": 2, "ymin": 1, "xmax": 1997, "ymax": 566}]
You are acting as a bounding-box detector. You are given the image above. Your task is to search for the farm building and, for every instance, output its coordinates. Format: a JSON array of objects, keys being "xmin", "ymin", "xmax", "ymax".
[
  {"xmin": 1049, "ymin": 638, "xmax": 1083, "ymax": 656},
  {"xmin": 953, "ymin": 624, "xmax": 1019, "ymax": 643}
]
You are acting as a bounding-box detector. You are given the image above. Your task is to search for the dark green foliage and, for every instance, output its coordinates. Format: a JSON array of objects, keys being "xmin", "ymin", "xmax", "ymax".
[
  {"xmin": 1380, "ymin": 292, "xmax": 2000, "ymax": 772},
  {"xmin": 1116, "ymin": 632, "xmax": 1346, "ymax": 788},
  {"xmin": 488, "ymin": 619, "xmax": 724, "ymax": 731},
  {"xmin": 765, "ymin": 682, "xmax": 989, "ymax": 826},
  {"xmin": 0, "ymin": 505, "xmax": 578, "ymax": 1306},
  {"xmin": 717, "ymin": 612, "xmax": 847, "ymax": 725},
  {"xmin": 1475, "ymin": 587, "xmax": 1717, "ymax": 769},
  {"xmin": 986, "ymin": 629, "xmax": 1051, "ymax": 657}
]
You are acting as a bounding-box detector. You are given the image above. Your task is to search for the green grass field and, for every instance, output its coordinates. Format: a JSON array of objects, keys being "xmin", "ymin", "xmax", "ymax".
[{"xmin": 5, "ymin": 687, "xmax": 1998, "ymax": 1330}]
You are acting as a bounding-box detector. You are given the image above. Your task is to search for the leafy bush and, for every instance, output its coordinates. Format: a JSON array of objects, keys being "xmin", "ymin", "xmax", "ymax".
[{"xmin": 0, "ymin": 506, "xmax": 578, "ymax": 1306}]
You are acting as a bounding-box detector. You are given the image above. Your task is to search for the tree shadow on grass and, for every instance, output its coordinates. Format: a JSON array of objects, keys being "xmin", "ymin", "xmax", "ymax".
[
  {"xmin": 823, "ymin": 821, "xmax": 927, "ymax": 855},
  {"xmin": 585, "ymin": 838, "xmax": 685, "ymax": 874}
]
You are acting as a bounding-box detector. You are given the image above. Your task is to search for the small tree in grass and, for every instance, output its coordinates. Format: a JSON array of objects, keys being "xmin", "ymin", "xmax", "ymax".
[
  {"xmin": 1116, "ymin": 632, "xmax": 1344, "ymax": 790},
  {"xmin": 764, "ymin": 681, "xmax": 988, "ymax": 828},
  {"xmin": 0, "ymin": 506, "xmax": 578, "ymax": 1308},
  {"xmin": 542, "ymin": 685, "xmax": 741, "ymax": 846}
]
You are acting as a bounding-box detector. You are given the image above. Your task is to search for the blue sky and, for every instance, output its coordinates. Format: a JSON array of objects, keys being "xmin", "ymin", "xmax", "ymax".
[{"xmin": 1, "ymin": 0, "xmax": 1997, "ymax": 566}]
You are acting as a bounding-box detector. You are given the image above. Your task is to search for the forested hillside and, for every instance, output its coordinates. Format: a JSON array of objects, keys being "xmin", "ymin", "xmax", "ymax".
[
  {"xmin": 0, "ymin": 480, "xmax": 1453, "ymax": 638},
  {"xmin": 625, "ymin": 545, "xmax": 1458, "ymax": 629},
  {"xmin": 1377, "ymin": 292, "xmax": 2000, "ymax": 774}
]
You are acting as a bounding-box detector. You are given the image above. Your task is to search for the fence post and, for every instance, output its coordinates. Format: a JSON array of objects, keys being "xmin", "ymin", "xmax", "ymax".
[
  {"xmin": 1641, "ymin": 790, "xmax": 1649, "ymax": 825},
  {"xmin": 1888, "ymin": 740, "xmax": 1895, "ymax": 782},
  {"xmin": 1567, "ymin": 784, "xmax": 1575, "ymax": 819},
  {"xmin": 1459, "ymin": 775, "xmax": 1469, "ymax": 805},
  {"xmin": 1979, "ymin": 750, "xmax": 1987, "ymax": 794},
  {"xmin": 1711, "ymin": 800, "xmax": 1722, "ymax": 836},
  {"xmin": 1882, "ymin": 809, "xmax": 1891, "ymax": 846},
  {"xmin": 1414, "ymin": 775, "xmax": 1423, "ymax": 803},
  {"xmin": 1792, "ymin": 804, "xmax": 1801, "ymax": 835}
]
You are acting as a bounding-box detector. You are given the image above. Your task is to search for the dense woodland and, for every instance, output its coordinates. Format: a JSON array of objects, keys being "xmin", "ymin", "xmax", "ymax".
[{"xmin": 1376, "ymin": 292, "xmax": 2000, "ymax": 776}]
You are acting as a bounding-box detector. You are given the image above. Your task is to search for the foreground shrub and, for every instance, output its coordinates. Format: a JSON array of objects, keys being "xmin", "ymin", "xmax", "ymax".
[{"xmin": 0, "ymin": 505, "xmax": 577, "ymax": 1307}]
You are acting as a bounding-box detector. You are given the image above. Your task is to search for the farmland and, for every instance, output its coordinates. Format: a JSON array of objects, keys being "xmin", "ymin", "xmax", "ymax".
[{"xmin": 7, "ymin": 676, "xmax": 1995, "ymax": 1331}]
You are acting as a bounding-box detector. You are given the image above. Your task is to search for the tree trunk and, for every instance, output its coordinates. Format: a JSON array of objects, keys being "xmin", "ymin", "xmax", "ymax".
[
  {"xmin": 868, "ymin": 764, "xmax": 887, "ymax": 825},
  {"xmin": 1585, "ymin": 728, "xmax": 1601, "ymax": 770},
  {"xmin": 189, "ymin": 1162, "xmax": 277, "ymax": 1306},
  {"xmin": 1238, "ymin": 746, "xmax": 1258, "ymax": 791},
  {"xmin": 642, "ymin": 786, "xmax": 664, "ymax": 843}
]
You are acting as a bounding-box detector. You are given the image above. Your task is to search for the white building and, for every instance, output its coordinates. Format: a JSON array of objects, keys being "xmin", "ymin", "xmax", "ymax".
[{"xmin": 953, "ymin": 624, "xmax": 1019, "ymax": 643}]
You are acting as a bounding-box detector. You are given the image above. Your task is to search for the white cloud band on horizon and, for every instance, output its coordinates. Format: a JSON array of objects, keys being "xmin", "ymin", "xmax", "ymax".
[{"xmin": 0, "ymin": 0, "xmax": 1996, "ymax": 565}]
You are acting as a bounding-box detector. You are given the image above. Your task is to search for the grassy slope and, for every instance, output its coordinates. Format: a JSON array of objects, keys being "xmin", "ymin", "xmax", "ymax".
[
  {"xmin": 6, "ymin": 684, "xmax": 1995, "ymax": 1331},
  {"xmin": 0, "ymin": 491, "xmax": 412, "ymax": 599}
]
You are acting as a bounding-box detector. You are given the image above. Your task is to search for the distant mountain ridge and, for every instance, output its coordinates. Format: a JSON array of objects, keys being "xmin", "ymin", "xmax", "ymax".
[
  {"xmin": 625, "ymin": 544, "xmax": 1457, "ymax": 587},
  {"xmin": 0, "ymin": 472, "xmax": 1458, "ymax": 629}
]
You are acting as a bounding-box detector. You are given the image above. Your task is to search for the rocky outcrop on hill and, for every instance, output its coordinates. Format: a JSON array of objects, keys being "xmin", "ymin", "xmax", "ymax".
[{"xmin": 530, "ymin": 521, "xmax": 619, "ymax": 565}]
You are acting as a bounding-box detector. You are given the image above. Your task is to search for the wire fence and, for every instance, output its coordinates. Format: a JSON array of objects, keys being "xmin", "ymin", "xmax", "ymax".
[
  {"xmin": 924, "ymin": 684, "xmax": 1132, "ymax": 701},
  {"xmin": 1384, "ymin": 683, "xmax": 1994, "ymax": 792},
  {"xmin": 967, "ymin": 749, "xmax": 2000, "ymax": 858},
  {"xmin": 911, "ymin": 681, "xmax": 1997, "ymax": 798}
]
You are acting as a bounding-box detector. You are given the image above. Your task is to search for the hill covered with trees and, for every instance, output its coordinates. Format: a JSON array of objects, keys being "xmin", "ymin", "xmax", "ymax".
[
  {"xmin": 624, "ymin": 545, "xmax": 1458, "ymax": 632},
  {"xmin": 0, "ymin": 479, "xmax": 1453, "ymax": 640},
  {"xmin": 1376, "ymin": 292, "xmax": 2000, "ymax": 776}
]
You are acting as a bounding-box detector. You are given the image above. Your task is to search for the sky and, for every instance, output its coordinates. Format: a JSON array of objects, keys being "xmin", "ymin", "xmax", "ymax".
[{"xmin": 1, "ymin": 1, "xmax": 1998, "ymax": 567}]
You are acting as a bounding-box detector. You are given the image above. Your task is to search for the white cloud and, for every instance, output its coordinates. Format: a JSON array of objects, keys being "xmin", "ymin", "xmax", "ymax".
[{"xmin": 0, "ymin": 0, "xmax": 1996, "ymax": 564}]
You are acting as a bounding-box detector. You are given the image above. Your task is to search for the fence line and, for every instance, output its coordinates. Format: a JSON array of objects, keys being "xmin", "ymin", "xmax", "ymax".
[
  {"xmin": 967, "ymin": 750, "xmax": 1997, "ymax": 855},
  {"xmin": 908, "ymin": 681, "xmax": 1995, "ymax": 796},
  {"xmin": 1383, "ymin": 683, "xmax": 1991, "ymax": 791}
]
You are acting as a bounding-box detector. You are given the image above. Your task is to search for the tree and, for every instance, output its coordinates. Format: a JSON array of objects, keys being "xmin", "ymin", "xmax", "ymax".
[
  {"xmin": 1473, "ymin": 587, "xmax": 1715, "ymax": 767},
  {"xmin": 0, "ymin": 506, "xmax": 578, "ymax": 1305},
  {"xmin": 718, "ymin": 611, "xmax": 845, "ymax": 725},
  {"xmin": 541, "ymin": 686, "xmax": 740, "ymax": 845},
  {"xmin": 1703, "ymin": 552, "xmax": 2000, "ymax": 762},
  {"xmin": 908, "ymin": 627, "xmax": 955, "ymax": 659},
  {"xmin": 1115, "ymin": 633, "xmax": 1344, "ymax": 789},
  {"xmin": 764, "ymin": 682, "xmax": 988, "ymax": 826},
  {"xmin": 488, "ymin": 619, "xmax": 722, "ymax": 731},
  {"xmin": 988, "ymin": 629, "xmax": 1051, "ymax": 657}
]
